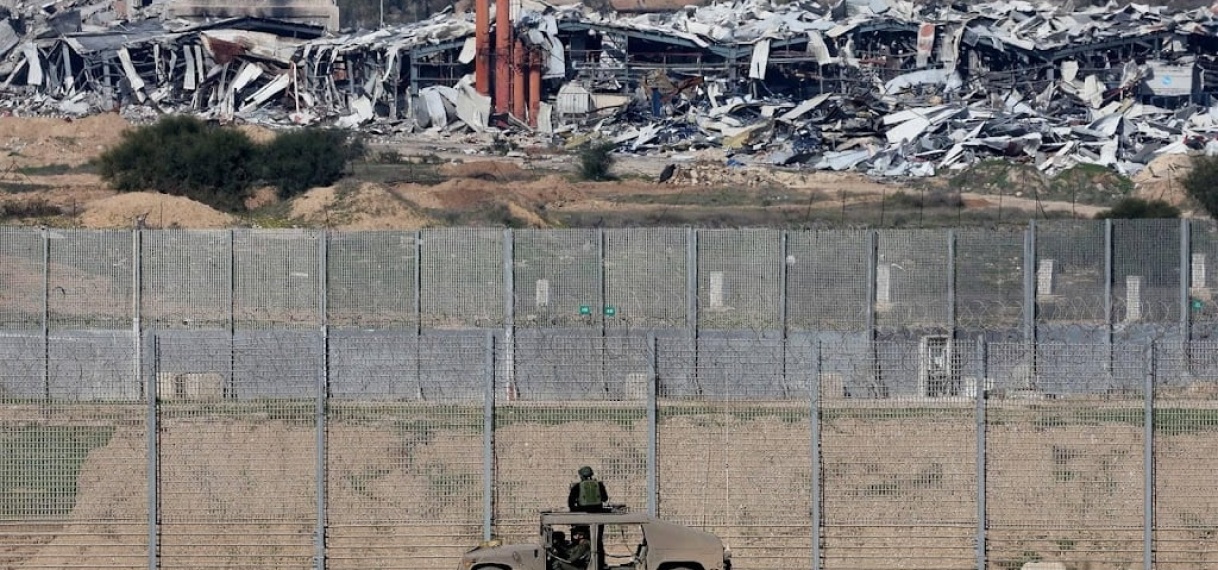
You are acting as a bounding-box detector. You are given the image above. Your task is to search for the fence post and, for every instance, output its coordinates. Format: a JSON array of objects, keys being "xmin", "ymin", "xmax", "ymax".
[
  {"xmin": 687, "ymin": 228, "xmax": 699, "ymax": 386},
  {"xmin": 947, "ymin": 229, "xmax": 956, "ymax": 336},
  {"xmin": 503, "ymin": 230, "xmax": 514, "ymax": 398},
  {"xmin": 647, "ymin": 334, "xmax": 658, "ymax": 518},
  {"xmin": 133, "ymin": 229, "xmax": 142, "ymax": 400},
  {"xmin": 146, "ymin": 332, "xmax": 159, "ymax": 570},
  {"xmin": 811, "ymin": 340, "xmax": 822, "ymax": 570},
  {"xmin": 1023, "ymin": 221, "xmax": 1036, "ymax": 346},
  {"xmin": 1144, "ymin": 343, "xmax": 1155, "ymax": 570},
  {"xmin": 1105, "ymin": 220, "xmax": 1114, "ymax": 376},
  {"xmin": 315, "ymin": 231, "xmax": 329, "ymax": 570},
  {"xmin": 975, "ymin": 337, "xmax": 987, "ymax": 570},
  {"xmin": 483, "ymin": 330, "xmax": 496, "ymax": 541},
  {"xmin": 229, "ymin": 229, "xmax": 237, "ymax": 397},
  {"xmin": 1180, "ymin": 220, "xmax": 1191, "ymax": 348},
  {"xmin": 41, "ymin": 227, "xmax": 49, "ymax": 401},
  {"xmin": 779, "ymin": 231, "xmax": 789, "ymax": 391}
]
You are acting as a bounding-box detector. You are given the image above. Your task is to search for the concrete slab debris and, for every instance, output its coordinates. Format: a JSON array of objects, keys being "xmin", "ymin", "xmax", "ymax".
[{"xmin": 0, "ymin": 0, "xmax": 1217, "ymax": 179}]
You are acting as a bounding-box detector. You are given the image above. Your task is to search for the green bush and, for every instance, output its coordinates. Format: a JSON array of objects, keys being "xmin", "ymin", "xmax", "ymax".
[
  {"xmin": 260, "ymin": 128, "xmax": 363, "ymax": 198},
  {"xmin": 97, "ymin": 116, "xmax": 365, "ymax": 211},
  {"xmin": 1183, "ymin": 154, "xmax": 1218, "ymax": 217},
  {"xmin": 578, "ymin": 142, "xmax": 617, "ymax": 181},
  {"xmin": 97, "ymin": 115, "xmax": 259, "ymax": 211},
  {"xmin": 1096, "ymin": 197, "xmax": 1180, "ymax": 219}
]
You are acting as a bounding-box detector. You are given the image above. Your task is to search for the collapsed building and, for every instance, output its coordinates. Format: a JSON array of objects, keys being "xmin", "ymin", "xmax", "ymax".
[{"xmin": 4, "ymin": 0, "xmax": 1218, "ymax": 177}]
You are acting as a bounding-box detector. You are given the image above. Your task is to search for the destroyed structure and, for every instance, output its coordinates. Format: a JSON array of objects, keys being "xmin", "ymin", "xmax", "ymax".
[{"xmin": 5, "ymin": 0, "xmax": 1218, "ymax": 177}]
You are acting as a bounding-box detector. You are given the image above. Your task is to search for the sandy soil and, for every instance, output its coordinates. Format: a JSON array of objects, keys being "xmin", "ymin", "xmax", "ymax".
[{"xmin": 0, "ymin": 114, "xmax": 1193, "ymax": 231}]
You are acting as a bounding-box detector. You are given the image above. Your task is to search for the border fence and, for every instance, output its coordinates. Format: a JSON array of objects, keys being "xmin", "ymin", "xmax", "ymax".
[{"xmin": 3, "ymin": 221, "xmax": 1218, "ymax": 570}]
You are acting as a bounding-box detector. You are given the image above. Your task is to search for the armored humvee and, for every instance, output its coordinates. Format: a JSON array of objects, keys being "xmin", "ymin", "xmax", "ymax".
[{"xmin": 459, "ymin": 510, "xmax": 731, "ymax": 570}]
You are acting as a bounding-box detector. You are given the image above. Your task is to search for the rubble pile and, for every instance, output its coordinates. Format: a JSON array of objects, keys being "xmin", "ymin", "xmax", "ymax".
[{"xmin": 3, "ymin": 0, "xmax": 1218, "ymax": 177}]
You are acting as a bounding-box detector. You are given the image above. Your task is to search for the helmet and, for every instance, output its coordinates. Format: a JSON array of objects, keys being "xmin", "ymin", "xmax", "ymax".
[{"xmin": 578, "ymin": 466, "xmax": 594, "ymax": 478}]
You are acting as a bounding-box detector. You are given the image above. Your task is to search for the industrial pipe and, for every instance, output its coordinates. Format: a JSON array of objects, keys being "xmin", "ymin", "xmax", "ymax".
[
  {"xmin": 475, "ymin": 0, "xmax": 490, "ymax": 95},
  {"xmin": 512, "ymin": 38, "xmax": 527, "ymax": 121},
  {"xmin": 528, "ymin": 48, "xmax": 542, "ymax": 127},
  {"xmin": 494, "ymin": 0, "xmax": 511, "ymax": 114}
]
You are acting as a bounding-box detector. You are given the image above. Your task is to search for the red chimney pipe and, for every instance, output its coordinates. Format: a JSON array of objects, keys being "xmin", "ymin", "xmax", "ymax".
[
  {"xmin": 528, "ymin": 49, "xmax": 542, "ymax": 127},
  {"xmin": 494, "ymin": 0, "xmax": 512, "ymax": 115},
  {"xmin": 512, "ymin": 38, "xmax": 527, "ymax": 121},
  {"xmin": 475, "ymin": 0, "xmax": 490, "ymax": 95}
]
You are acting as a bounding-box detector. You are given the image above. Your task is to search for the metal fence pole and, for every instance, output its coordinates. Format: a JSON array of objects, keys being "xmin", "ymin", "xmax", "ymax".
[
  {"xmin": 1105, "ymin": 220, "xmax": 1114, "ymax": 375},
  {"xmin": 947, "ymin": 229, "xmax": 956, "ymax": 336},
  {"xmin": 687, "ymin": 229, "xmax": 699, "ymax": 385},
  {"xmin": 779, "ymin": 231, "xmax": 789, "ymax": 391},
  {"xmin": 483, "ymin": 330, "xmax": 496, "ymax": 541},
  {"xmin": 133, "ymin": 229, "xmax": 142, "ymax": 400},
  {"xmin": 810, "ymin": 340, "xmax": 822, "ymax": 570},
  {"xmin": 646, "ymin": 334, "xmax": 657, "ymax": 518},
  {"xmin": 229, "ymin": 229, "xmax": 236, "ymax": 397},
  {"xmin": 1180, "ymin": 220, "xmax": 1191, "ymax": 348},
  {"xmin": 315, "ymin": 231, "xmax": 329, "ymax": 570},
  {"xmin": 503, "ymin": 230, "xmax": 514, "ymax": 396},
  {"xmin": 41, "ymin": 227, "xmax": 49, "ymax": 401},
  {"xmin": 147, "ymin": 333, "xmax": 160, "ymax": 570},
  {"xmin": 1023, "ymin": 221, "xmax": 1036, "ymax": 345},
  {"xmin": 975, "ymin": 337, "xmax": 987, "ymax": 570},
  {"xmin": 1143, "ymin": 343, "xmax": 1155, "ymax": 570}
]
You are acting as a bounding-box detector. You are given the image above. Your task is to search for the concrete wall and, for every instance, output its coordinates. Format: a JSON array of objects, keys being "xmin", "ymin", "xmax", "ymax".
[{"xmin": 166, "ymin": 0, "xmax": 340, "ymax": 30}]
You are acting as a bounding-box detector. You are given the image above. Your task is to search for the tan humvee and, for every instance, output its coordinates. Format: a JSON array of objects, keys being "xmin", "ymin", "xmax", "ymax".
[{"xmin": 459, "ymin": 510, "xmax": 731, "ymax": 570}]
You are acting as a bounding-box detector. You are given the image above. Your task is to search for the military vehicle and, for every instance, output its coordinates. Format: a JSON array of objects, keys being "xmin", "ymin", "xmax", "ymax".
[{"xmin": 459, "ymin": 510, "xmax": 731, "ymax": 570}]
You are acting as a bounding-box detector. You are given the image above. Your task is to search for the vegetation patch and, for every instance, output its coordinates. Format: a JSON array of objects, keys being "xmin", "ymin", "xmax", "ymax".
[
  {"xmin": 0, "ymin": 426, "xmax": 114, "ymax": 517},
  {"xmin": 97, "ymin": 116, "xmax": 364, "ymax": 213}
]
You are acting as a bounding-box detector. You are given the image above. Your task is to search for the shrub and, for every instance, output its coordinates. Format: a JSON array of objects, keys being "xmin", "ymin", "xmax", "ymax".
[
  {"xmin": 97, "ymin": 117, "xmax": 366, "ymax": 210},
  {"xmin": 260, "ymin": 128, "xmax": 364, "ymax": 198},
  {"xmin": 97, "ymin": 115, "xmax": 258, "ymax": 211},
  {"xmin": 1096, "ymin": 197, "xmax": 1181, "ymax": 219},
  {"xmin": 578, "ymin": 142, "xmax": 617, "ymax": 181},
  {"xmin": 1183, "ymin": 154, "xmax": 1218, "ymax": 217}
]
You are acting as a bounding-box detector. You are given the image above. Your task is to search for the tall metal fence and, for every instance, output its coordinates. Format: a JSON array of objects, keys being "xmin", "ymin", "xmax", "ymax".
[{"xmin": 3, "ymin": 222, "xmax": 1218, "ymax": 570}]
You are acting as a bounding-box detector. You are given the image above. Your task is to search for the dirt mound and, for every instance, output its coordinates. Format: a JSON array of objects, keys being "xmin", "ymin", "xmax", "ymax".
[
  {"xmin": 0, "ymin": 113, "xmax": 129, "ymax": 167},
  {"xmin": 79, "ymin": 192, "xmax": 237, "ymax": 229},
  {"xmin": 1133, "ymin": 153, "xmax": 1194, "ymax": 207},
  {"xmin": 437, "ymin": 160, "xmax": 534, "ymax": 181},
  {"xmin": 288, "ymin": 182, "xmax": 436, "ymax": 230}
]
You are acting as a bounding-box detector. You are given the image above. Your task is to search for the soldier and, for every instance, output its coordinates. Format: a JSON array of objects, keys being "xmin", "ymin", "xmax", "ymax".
[
  {"xmin": 553, "ymin": 526, "xmax": 591, "ymax": 570},
  {"xmin": 568, "ymin": 466, "xmax": 609, "ymax": 513}
]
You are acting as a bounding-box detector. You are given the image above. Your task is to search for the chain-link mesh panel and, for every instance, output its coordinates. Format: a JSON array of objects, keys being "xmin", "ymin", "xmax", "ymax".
[
  {"xmin": 956, "ymin": 227, "xmax": 1025, "ymax": 330},
  {"xmin": 1036, "ymin": 221, "xmax": 1106, "ymax": 324},
  {"xmin": 514, "ymin": 229, "xmax": 600, "ymax": 329},
  {"xmin": 875, "ymin": 230, "xmax": 948, "ymax": 330},
  {"xmin": 1188, "ymin": 220, "xmax": 1218, "ymax": 333},
  {"xmin": 233, "ymin": 229, "xmax": 321, "ymax": 328},
  {"xmin": 494, "ymin": 335, "xmax": 648, "ymax": 541},
  {"xmin": 328, "ymin": 333, "xmax": 484, "ymax": 570},
  {"xmin": 1152, "ymin": 341, "xmax": 1218, "ymax": 570},
  {"xmin": 1112, "ymin": 220, "xmax": 1180, "ymax": 327},
  {"xmin": 697, "ymin": 229, "xmax": 781, "ymax": 331},
  {"xmin": 0, "ymin": 227, "xmax": 43, "ymax": 328},
  {"xmin": 786, "ymin": 230, "xmax": 869, "ymax": 332},
  {"xmin": 155, "ymin": 333, "xmax": 317, "ymax": 570},
  {"xmin": 818, "ymin": 340, "xmax": 977, "ymax": 570},
  {"xmin": 605, "ymin": 228, "xmax": 687, "ymax": 329},
  {"xmin": 985, "ymin": 343, "xmax": 1144, "ymax": 570},
  {"xmin": 328, "ymin": 231, "xmax": 417, "ymax": 328},
  {"xmin": 142, "ymin": 230, "xmax": 231, "ymax": 329},
  {"xmin": 0, "ymin": 404, "xmax": 147, "ymax": 569},
  {"xmin": 421, "ymin": 228, "xmax": 504, "ymax": 328},
  {"xmin": 656, "ymin": 336, "xmax": 813, "ymax": 570},
  {"xmin": 48, "ymin": 230, "xmax": 132, "ymax": 328}
]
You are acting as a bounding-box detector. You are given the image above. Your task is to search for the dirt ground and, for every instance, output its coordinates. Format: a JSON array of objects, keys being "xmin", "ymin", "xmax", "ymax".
[
  {"xmin": 0, "ymin": 114, "xmax": 1172, "ymax": 231},
  {"xmin": 7, "ymin": 401, "xmax": 1218, "ymax": 570}
]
